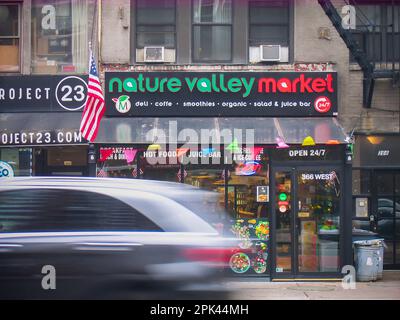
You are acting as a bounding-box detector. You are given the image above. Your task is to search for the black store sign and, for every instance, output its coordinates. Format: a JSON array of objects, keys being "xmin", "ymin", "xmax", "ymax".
[
  {"xmin": 271, "ymin": 145, "xmax": 343, "ymax": 162},
  {"xmin": 0, "ymin": 75, "xmax": 88, "ymax": 112},
  {"xmin": 356, "ymin": 135, "xmax": 400, "ymax": 167},
  {"xmin": 105, "ymin": 72, "xmax": 338, "ymax": 117}
]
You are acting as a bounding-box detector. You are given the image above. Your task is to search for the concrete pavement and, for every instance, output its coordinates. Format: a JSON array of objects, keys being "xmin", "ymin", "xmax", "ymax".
[{"xmin": 226, "ymin": 271, "xmax": 400, "ymax": 300}]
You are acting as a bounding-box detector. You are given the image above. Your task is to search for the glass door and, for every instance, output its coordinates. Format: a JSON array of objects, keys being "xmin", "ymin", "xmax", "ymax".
[
  {"xmin": 296, "ymin": 169, "xmax": 342, "ymax": 274},
  {"xmin": 273, "ymin": 167, "xmax": 342, "ymax": 278},
  {"xmin": 274, "ymin": 169, "xmax": 295, "ymax": 275},
  {"xmin": 374, "ymin": 171, "xmax": 400, "ymax": 268}
]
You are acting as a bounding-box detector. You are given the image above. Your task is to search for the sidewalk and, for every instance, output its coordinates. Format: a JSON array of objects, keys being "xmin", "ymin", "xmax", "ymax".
[{"xmin": 226, "ymin": 271, "xmax": 400, "ymax": 300}]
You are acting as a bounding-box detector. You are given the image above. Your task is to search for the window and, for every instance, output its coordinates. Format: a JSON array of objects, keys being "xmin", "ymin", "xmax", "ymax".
[
  {"xmin": 193, "ymin": 0, "xmax": 232, "ymax": 62},
  {"xmin": 352, "ymin": 169, "xmax": 372, "ymax": 195},
  {"xmin": 226, "ymin": 148, "xmax": 269, "ymax": 220},
  {"xmin": 0, "ymin": 189, "xmax": 162, "ymax": 233},
  {"xmin": 31, "ymin": 0, "xmax": 92, "ymax": 74},
  {"xmin": 351, "ymin": 4, "xmax": 400, "ymax": 63},
  {"xmin": 0, "ymin": 3, "xmax": 20, "ymax": 72},
  {"xmin": 0, "ymin": 148, "xmax": 32, "ymax": 176},
  {"xmin": 136, "ymin": 0, "xmax": 176, "ymax": 49},
  {"xmin": 249, "ymin": 0, "xmax": 290, "ymax": 46}
]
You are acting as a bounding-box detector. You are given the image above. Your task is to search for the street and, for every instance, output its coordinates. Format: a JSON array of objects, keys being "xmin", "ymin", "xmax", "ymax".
[{"xmin": 226, "ymin": 271, "xmax": 400, "ymax": 300}]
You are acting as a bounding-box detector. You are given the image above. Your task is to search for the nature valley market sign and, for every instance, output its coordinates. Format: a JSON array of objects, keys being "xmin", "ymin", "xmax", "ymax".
[{"xmin": 105, "ymin": 72, "xmax": 337, "ymax": 117}]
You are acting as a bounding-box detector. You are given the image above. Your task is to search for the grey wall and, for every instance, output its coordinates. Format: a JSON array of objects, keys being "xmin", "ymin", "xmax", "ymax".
[
  {"xmin": 101, "ymin": 0, "xmax": 131, "ymax": 64},
  {"xmin": 176, "ymin": 0, "xmax": 191, "ymax": 64}
]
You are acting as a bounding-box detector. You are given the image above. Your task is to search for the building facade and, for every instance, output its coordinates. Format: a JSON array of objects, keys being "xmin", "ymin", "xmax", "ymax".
[{"xmin": 0, "ymin": 0, "xmax": 399, "ymax": 277}]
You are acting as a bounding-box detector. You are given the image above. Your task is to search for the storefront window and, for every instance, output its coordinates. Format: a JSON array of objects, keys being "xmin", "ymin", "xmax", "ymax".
[
  {"xmin": 0, "ymin": 148, "xmax": 32, "ymax": 177},
  {"xmin": 226, "ymin": 147, "xmax": 270, "ymax": 276},
  {"xmin": 396, "ymin": 174, "xmax": 400, "ymax": 196},
  {"xmin": 96, "ymin": 146, "xmax": 140, "ymax": 178},
  {"xmin": 185, "ymin": 164, "xmax": 225, "ymax": 191},
  {"xmin": 141, "ymin": 162, "xmax": 180, "ymax": 182},
  {"xmin": 227, "ymin": 147, "xmax": 269, "ymax": 219},
  {"xmin": 352, "ymin": 169, "xmax": 371, "ymax": 195},
  {"xmin": 0, "ymin": 4, "xmax": 20, "ymax": 72},
  {"xmin": 140, "ymin": 148, "xmax": 180, "ymax": 182},
  {"xmin": 377, "ymin": 172, "xmax": 394, "ymax": 195},
  {"xmin": 184, "ymin": 164, "xmax": 226, "ymax": 221},
  {"xmin": 31, "ymin": 0, "xmax": 92, "ymax": 74}
]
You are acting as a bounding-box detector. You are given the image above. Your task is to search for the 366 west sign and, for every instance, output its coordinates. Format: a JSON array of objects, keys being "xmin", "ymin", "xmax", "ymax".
[{"xmin": 105, "ymin": 72, "xmax": 338, "ymax": 117}]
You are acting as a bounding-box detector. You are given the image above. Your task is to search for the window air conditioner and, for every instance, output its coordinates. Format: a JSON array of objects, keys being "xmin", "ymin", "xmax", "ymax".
[
  {"xmin": 260, "ymin": 45, "xmax": 281, "ymax": 62},
  {"xmin": 144, "ymin": 46, "xmax": 165, "ymax": 63}
]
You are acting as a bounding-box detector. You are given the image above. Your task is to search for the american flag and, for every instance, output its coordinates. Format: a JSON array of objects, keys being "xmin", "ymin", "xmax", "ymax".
[
  {"xmin": 132, "ymin": 168, "xmax": 144, "ymax": 178},
  {"xmin": 177, "ymin": 169, "xmax": 187, "ymax": 182},
  {"xmin": 97, "ymin": 168, "xmax": 107, "ymax": 178},
  {"xmin": 79, "ymin": 48, "xmax": 105, "ymax": 142}
]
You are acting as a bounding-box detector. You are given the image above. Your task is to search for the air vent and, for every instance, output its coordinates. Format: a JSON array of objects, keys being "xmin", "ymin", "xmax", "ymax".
[
  {"xmin": 144, "ymin": 46, "xmax": 165, "ymax": 63},
  {"xmin": 260, "ymin": 45, "xmax": 281, "ymax": 62}
]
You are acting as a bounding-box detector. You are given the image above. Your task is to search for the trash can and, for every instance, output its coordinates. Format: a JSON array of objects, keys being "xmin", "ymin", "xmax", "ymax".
[
  {"xmin": 353, "ymin": 239, "xmax": 384, "ymax": 282},
  {"xmin": 376, "ymin": 241, "xmax": 385, "ymax": 280}
]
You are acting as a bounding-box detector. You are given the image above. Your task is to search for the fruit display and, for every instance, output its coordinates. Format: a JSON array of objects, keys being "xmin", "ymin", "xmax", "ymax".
[
  {"xmin": 251, "ymin": 254, "xmax": 267, "ymax": 274},
  {"xmin": 320, "ymin": 219, "xmax": 338, "ymax": 231},
  {"xmin": 255, "ymin": 221, "xmax": 270, "ymax": 241},
  {"xmin": 229, "ymin": 253, "xmax": 251, "ymax": 274},
  {"xmin": 231, "ymin": 220, "xmax": 252, "ymax": 249},
  {"xmin": 230, "ymin": 219, "xmax": 270, "ymax": 274}
]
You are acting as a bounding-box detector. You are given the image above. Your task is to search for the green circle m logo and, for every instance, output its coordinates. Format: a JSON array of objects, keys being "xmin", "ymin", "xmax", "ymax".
[{"xmin": 113, "ymin": 95, "xmax": 132, "ymax": 114}]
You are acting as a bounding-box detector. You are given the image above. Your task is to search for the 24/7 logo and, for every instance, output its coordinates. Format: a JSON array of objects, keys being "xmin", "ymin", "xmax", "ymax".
[
  {"xmin": 113, "ymin": 95, "xmax": 132, "ymax": 113},
  {"xmin": 314, "ymin": 96, "xmax": 332, "ymax": 113}
]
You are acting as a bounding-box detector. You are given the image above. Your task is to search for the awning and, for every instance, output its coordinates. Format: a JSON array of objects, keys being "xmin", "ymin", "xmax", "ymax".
[
  {"xmin": 96, "ymin": 117, "xmax": 348, "ymax": 145},
  {"xmin": 0, "ymin": 114, "xmax": 348, "ymax": 146}
]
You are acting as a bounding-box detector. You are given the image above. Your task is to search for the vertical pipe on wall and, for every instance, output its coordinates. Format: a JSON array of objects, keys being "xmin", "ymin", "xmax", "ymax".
[
  {"xmin": 88, "ymin": 144, "xmax": 96, "ymax": 177},
  {"xmin": 343, "ymin": 159, "xmax": 354, "ymax": 267}
]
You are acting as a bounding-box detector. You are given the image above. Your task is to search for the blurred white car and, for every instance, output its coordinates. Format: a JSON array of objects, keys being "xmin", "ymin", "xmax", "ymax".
[{"xmin": 0, "ymin": 178, "xmax": 235, "ymax": 299}]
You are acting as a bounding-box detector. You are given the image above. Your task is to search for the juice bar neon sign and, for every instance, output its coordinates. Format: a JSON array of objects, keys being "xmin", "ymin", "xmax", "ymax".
[{"xmin": 105, "ymin": 72, "xmax": 338, "ymax": 117}]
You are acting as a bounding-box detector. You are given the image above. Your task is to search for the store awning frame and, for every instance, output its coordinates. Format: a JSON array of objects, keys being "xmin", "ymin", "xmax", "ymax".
[
  {"xmin": 0, "ymin": 114, "xmax": 349, "ymax": 146},
  {"xmin": 96, "ymin": 117, "xmax": 349, "ymax": 145}
]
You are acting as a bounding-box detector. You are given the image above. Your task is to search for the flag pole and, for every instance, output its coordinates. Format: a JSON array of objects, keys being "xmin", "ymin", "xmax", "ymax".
[{"xmin": 83, "ymin": 1, "xmax": 103, "ymax": 177}]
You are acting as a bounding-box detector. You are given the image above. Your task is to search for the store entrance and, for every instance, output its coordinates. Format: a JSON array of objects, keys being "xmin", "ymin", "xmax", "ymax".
[
  {"xmin": 372, "ymin": 170, "xmax": 400, "ymax": 269},
  {"xmin": 34, "ymin": 146, "xmax": 88, "ymax": 177},
  {"xmin": 272, "ymin": 166, "xmax": 342, "ymax": 279}
]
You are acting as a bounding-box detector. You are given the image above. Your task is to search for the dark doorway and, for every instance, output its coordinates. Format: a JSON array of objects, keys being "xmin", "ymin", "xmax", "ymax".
[
  {"xmin": 34, "ymin": 146, "xmax": 88, "ymax": 177},
  {"xmin": 372, "ymin": 171, "xmax": 400, "ymax": 269}
]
